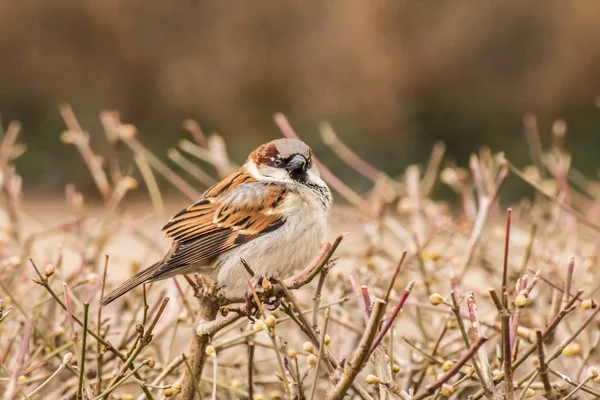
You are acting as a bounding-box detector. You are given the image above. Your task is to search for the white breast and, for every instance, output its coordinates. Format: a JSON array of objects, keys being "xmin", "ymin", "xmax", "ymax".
[{"xmin": 214, "ymin": 187, "xmax": 329, "ymax": 299}]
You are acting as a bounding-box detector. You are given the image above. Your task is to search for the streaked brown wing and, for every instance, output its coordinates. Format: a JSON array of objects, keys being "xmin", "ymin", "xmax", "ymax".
[{"xmin": 156, "ymin": 170, "xmax": 288, "ymax": 273}]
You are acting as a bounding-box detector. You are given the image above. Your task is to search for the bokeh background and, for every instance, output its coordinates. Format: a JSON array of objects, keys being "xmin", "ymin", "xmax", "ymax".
[{"xmin": 2, "ymin": 1, "xmax": 600, "ymax": 200}]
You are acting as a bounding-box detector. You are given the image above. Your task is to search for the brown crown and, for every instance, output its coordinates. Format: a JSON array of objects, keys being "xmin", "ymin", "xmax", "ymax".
[{"xmin": 249, "ymin": 142, "xmax": 279, "ymax": 166}]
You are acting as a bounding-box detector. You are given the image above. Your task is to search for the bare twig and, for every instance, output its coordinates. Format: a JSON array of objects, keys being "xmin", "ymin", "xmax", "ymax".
[
  {"xmin": 523, "ymin": 114, "xmax": 545, "ymax": 179},
  {"xmin": 103, "ymin": 298, "xmax": 169, "ymax": 399},
  {"xmin": 422, "ymin": 141, "xmax": 446, "ymax": 197},
  {"xmin": 458, "ymin": 162, "xmax": 509, "ymax": 280},
  {"xmin": 310, "ymin": 308, "xmax": 330, "ymax": 400},
  {"xmin": 501, "ymin": 293, "xmax": 514, "ymax": 400},
  {"xmin": 369, "ymin": 281, "xmax": 415, "ymax": 356},
  {"xmin": 286, "ymin": 235, "xmax": 343, "ymax": 290},
  {"xmin": 535, "ymin": 330, "xmax": 555, "ymax": 400},
  {"xmin": 168, "ymin": 148, "xmax": 215, "ymax": 187},
  {"xmin": 95, "ymin": 256, "xmax": 109, "ymax": 396},
  {"xmin": 466, "ymin": 292, "xmax": 497, "ymax": 396},
  {"xmin": 502, "ymin": 209, "xmax": 511, "ymax": 309},
  {"xmin": 76, "ymin": 303, "xmax": 90, "ymax": 400},
  {"xmin": 183, "ymin": 119, "xmax": 208, "ymax": 148},
  {"xmin": 518, "ymin": 224, "xmax": 537, "ymax": 277},
  {"xmin": 135, "ymin": 153, "xmax": 165, "ymax": 219},
  {"xmin": 549, "ymin": 368, "xmax": 600, "ymax": 397},
  {"xmin": 182, "ymin": 353, "xmax": 204, "ymax": 400},
  {"xmin": 360, "ymin": 286, "xmax": 372, "ymax": 317},
  {"xmin": 312, "ymin": 262, "xmax": 332, "ymax": 332},
  {"xmin": 449, "ymin": 290, "xmax": 489, "ymax": 396},
  {"xmin": 413, "ymin": 337, "xmax": 488, "ymax": 400},
  {"xmin": 101, "ymin": 111, "xmax": 200, "ymax": 201},
  {"xmin": 3, "ymin": 317, "xmax": 33, "ymax": 400},
  {"xmin": 327, "ymin": 300, "xmax": 386, "ymax": 400},
  {"xmin": 60, "ymin": 104, "xmax": 113, "ymax": 202},
  {"xmin": 267, "ymin": 325, "xmax": 291, "ymax": 399},
  {"xmin": 349, "ymin": 276, "xmax": 369, "ymax": 324},
  {"xmin": 0, "ymin": 121, "xmax": 21, "ymax": 172},
  {"xmin": 319, "ymin": 121, "xmax": 383, "ymax": 182},
  {"xmin": 384, "ymin": 251, "xmax": 407, "ymax": 303},
  {"xmin": 472, "ymin": 290, "xmax": 584, "ymax": 399},
  {"xmin": 27, "ymin": 356, "xmax": 70, "ymax": 398},
  {"xmin": 180, "ymin": 309, "xmax": 241, "ymax": 400},
  {"xmin": 545, "ymin": 303, "xmax": 600, "ymax": 365},
  {"xmin": 247, "ymin": 342, "xmax": 254, "ymax": 400},
  {"xmin": 504, "ymin": 157, "xmax": 600, "ymax": 232},
  {"xmin": 562, "ymin": 376, "xmax": 593, "ymax": 400},
  {"xmin": 564, "ymin": 256, "xmax": 575, "ymax": 305}
]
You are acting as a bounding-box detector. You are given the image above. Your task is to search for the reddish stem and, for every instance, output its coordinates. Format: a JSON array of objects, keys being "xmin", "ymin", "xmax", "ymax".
[
  {"xmin": 360, "ymin": 286, "xmax": 372, "ymax": 317},
  {"xmin": 368, "ymin": 281, "xmax": 415, "ymax": 355}
]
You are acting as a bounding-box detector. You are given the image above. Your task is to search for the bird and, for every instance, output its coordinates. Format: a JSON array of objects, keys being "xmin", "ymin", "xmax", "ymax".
[{"xmin": 100, "ymin": 138, "xmax": 332, "ymax": 306}]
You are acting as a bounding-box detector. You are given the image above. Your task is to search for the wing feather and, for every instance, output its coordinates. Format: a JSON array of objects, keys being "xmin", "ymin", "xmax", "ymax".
[
  {"xmin": 156, "ymin": 170, "xmax": 288, "ymax": 273},
  {"xmin": 101, "ymin": 169, "xmax": 288, "ymax": 306}
]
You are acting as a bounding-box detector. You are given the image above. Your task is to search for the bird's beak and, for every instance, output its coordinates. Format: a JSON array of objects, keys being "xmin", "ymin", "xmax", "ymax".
[{"xmin": 285, "ymin": 154, "xmax": 307, "ymax": 174}]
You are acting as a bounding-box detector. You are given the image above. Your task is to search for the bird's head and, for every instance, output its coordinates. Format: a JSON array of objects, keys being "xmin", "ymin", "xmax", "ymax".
[{"xmin": 246, "ymin": 138, "xmax": 323, "ymax": 186}]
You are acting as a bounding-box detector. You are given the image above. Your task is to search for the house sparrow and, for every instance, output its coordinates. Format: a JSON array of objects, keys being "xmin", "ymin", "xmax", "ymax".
[{"xmin": 100, "ymin": 138, "xmax": 331, "ymax": 305}]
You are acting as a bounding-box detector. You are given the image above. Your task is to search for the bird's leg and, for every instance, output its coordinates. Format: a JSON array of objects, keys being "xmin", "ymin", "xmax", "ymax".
[
  {"xmin": 244, "ymin": 277, "xmax": 283, "ymax": 317},
  {"xmin": 244, "ymin": 294, "xmax": 257, "ymax": 322},
  {"xmin": 258, "ymin": 276, "xmax": 283, "ymax": 310},
  {"xmin": 265, "ymin": 296, "xmax": 282, "ymax": 311}
]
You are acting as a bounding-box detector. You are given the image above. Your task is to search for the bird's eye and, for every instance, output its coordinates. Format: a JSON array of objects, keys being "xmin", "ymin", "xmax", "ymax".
[
  {"xmin": 273, "ymin": 158, "xmax": 284, "ymax": 168},
  {"xmin": 306, "ymin": 161, "xmax": 312, "ymax": 170}
]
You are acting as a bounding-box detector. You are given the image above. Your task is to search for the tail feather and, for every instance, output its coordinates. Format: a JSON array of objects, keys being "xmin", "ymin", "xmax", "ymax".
[{"xmin": 99, "ymin": 262, "xmax": 159, "ymax": 306}]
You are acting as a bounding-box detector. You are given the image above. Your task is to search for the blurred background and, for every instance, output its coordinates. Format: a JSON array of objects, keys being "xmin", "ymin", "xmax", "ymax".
[{"xmin": 1, "ymin": 1, "xmax": 600, "ymax": 200}]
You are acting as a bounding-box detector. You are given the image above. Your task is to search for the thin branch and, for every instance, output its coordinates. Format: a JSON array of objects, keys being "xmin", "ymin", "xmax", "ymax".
[
  {"xmin": 103, "ymin": 298, "xmax": 169, "ymax": 399},
  {"xmin": 318, "ymin": 121, "xmax": 383, "ymax": 182},
  {"xmin": 286, "ymin": 235, "xmax": 343, "ymax": 290},
  {"xmin": 312, "ymin": 262, "xmax": 332, "ymax": 332},
  {"xmin": 180, "ymin": 310, "xmax": 242, "ymax": 400},
  {"xmin": 247, "ymin": 342, "xmax": 254, "ymax": 399},
  {"xmin": 95, "ymin": 255, "xmax": 109, "ymax": 396},
  {"xmin": 384, "ymin": 251, "xmax": 407, "ymax": 303},
  {"xmin": 413, "ymin": 337, "xmax": 488, "ymax": 400},
  {"xmin": 449, "ymin": 290, "xmax": 489, "ymax": 395},
  {"xmin": 59, "ymin": 104, "xmax": 113, "ymax": 202},
  {"xmin": 545, "ymin": 303, "xmax": 600, "ymax": 365},
  {"xmin": 471, "ymin": 290, "xmax": 584, "ymax": 399},
  {"xmin": 101, "ymin": 111, "xmax": 200, "ymax": 200},
  {"xmin": 501, "ymin": 292, "xmax": 514, "ymax": 400},
  {"xmin": 549, "ymin": 368, "xmax": 600, "ymax": 398},
  {"xmin": 503, "ymin": 157, "xmax": 600, "ymax": 232},
  {"xmin": 327, "ymin": 300, "xmax": 386, "ymax": 400},
  {"xmin": 268, "ymin": 329, "xmax": 291, "ymax": 399},
  {"xmin": 535, "ymin": 330, "xmax": 555, "ymax": 400},
  {"xmin": 466, "ymin": 292, "xmax": 496, "ymax": 396},
  {"xmin": 3, "ymin": 317, "xmax": 33, "ymax": 400},
  {"xmin": 562, "ymin": 376, "xmax": 593, "ymax": 400},
  {"xmin": 182, "ymin": 353, "xmax": 204, "ymax": 400},
  {"xmin": 368, "ymin": 281, "xmax": 415, "ymax": 356},
  {"xmin": 458, "ymin": 163, "xmax": 509, "ymax": 280},
  {"xmin": 502, "ymin": 209, "xmax": 512, "ymax": 309},
  {"xmin": 76, "ymin": 303, "xmax": 90, "ymax": 400},
  {"xmin": 310, "ymin": 308, "xmax": 331, "ymax": 400},
  {"xmin": 564, "ymin": 256, "xmax": 575, "ymax": 305}
]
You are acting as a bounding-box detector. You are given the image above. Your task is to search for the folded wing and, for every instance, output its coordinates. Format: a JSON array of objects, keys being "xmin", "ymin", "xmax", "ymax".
[
  {"xmin": 158, "ymin": 170, "xmax": 288, "ymax": 273},
  {"xmin": 100, "ymin": 170, "xmax": 288, "ymax": 306}
]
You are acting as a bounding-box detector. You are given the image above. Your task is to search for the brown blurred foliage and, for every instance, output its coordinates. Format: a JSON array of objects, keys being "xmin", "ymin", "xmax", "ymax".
[{"xmin": 1, "ymin": 1, "xmax": 600, "ymax": 194}]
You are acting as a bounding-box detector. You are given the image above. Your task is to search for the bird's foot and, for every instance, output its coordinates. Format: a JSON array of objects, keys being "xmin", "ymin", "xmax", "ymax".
[
  {"xmin": 244, "ymin": 295, "xmax": 258, "ymax": 322},
  {"xmin": 264, "ymin": 295, "xmax": 282, "ymax": 311}
]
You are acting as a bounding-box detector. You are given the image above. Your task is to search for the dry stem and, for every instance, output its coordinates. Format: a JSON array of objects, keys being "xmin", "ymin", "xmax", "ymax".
[
  {"xmin": 327, "ymin": 300, "xmax": 386, "ymax": 400},
  {"xmin": 412, "ymin": 337, "xmax": 488, "ymax": 400}
]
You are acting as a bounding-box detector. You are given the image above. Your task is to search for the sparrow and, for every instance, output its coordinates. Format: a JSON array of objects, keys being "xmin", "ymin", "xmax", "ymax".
[{"xmin": 100, "ymin": 138, "xmax": 331, "ymax": 305}]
